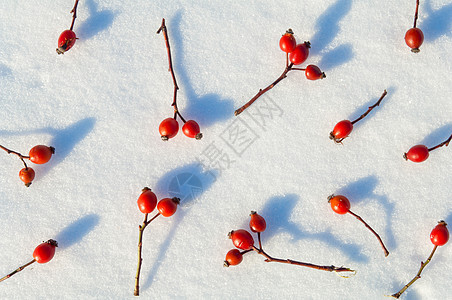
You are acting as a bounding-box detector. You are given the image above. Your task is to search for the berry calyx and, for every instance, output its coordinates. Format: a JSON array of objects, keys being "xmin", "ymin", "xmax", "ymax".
[
  {"xmin": 223, "ymin": 249, "xmax": 243, "ymax": 267},
  {"xmin": 404, "ymin": 145, "xmax": 429, "ymax": 162},
  {"xmin": 328, "ymin": 195, "xmax": 350, "ymax": 214},
  {"xmin": 305, "ymin": 65, "xmax": 326, "ymax": 80},
  {"xmin": 182, "ymin": 120, "xmax": 203, "ymax": 140},
  {"xmin": 56, "ymin": 30, "xmax": 77, "ymax": 55},
  {"xmin": 330, "ymin": 120, "xmax": 353, "ymax": 142},
  {"xmin": 28, "ymin": 145, "xmax": 55, "ymax": 164},
  {"xmin": 430, "ymin": 221, "xmax": 449, "ymax": 246},
  {"xmin": 159, "ymin": 118, "xmax": 179, "ymax": 141},
  {"xmin": 157, "ymin": 197, "xmax": 180, "ymax": 217},
  {"xmin": 229, "ymin": 229, "xmax": 254, "ymax": 250},
  {"xmin": 137, "ymin": 187, "xmax": 158, "ymax": 214},
  {"xmin": 19, "ymin": 167, "xmax": 35, "ymax": 187},
  {"xmin": 32, "ymin": 239, "xmax": 58, "ymax": 264},
  {"xmin": 405, "ymin": 28, "xmax": 424, "ymax": 53},
  {"xmin": 249, "ymin": 211, "xmax": 267, "ymax": 233},
  {"xmin": 279, "ymin": 29, "xmax": 296, "ymax": 53},
  {"xmin": 289, "ymin": 42, "xmax": 310, "ymax": 65}
]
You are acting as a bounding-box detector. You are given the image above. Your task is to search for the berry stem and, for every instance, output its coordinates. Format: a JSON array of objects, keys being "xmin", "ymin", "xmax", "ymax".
[
  {"xmin": 0, "ymin": 259, "xmax": 36, "ymax": 283},
  {"xmin": 390, "ymin": 245, "xmax": 438, "ymax": 298},
  {"xmin": 134, "ymin": 212, "xmax": 161, "ymax": 296},
  {"xmin": 350, "ymin": 90, "xmax": 388, "ymax": 125},
  {"xmin": 427, "ymin": 133, "xmax": 452, "ymax": 152},
  {"xmin": 413, "ymin": 0, "xmax": 420, "ymax": 28},
  {"xmin": 235, "ymin": 63, "xmax": 294, "ymax": 116},
  {"xmin": 69, "ymin": 0, "xmax": 80, "ymax": 31},
  {"xmin": 347, "ymin": 210, "xmax": 389, "ymax": 257},
  {"xmin": 157, "ymin": 18, "xmax": 186, "ymax": 124},
  {"xmin": 0, "ymin": 144, "xmax": 30, "ymax": 168},
  {"xmin": 257, "ymin": 232, "xmax": 263, "ymax": 250}
]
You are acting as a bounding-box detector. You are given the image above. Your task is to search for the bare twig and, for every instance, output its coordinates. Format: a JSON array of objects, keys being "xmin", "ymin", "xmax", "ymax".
[
  {"xmin": 350, "ymin": 90, "xmax": 388, "ymax": 125},
  {"xmin": 427, "ymin": 133, "xmax": 452, "ymax": 152},
  {"xmin": 0, "ymin": 259, "xmax": 36, "ymax": 283},
  {"xmin": 413, "ymin": 0, "xmax": 420, "ymax": 28},
  {"xmin": 69, "ymin": 0, "xmax": 80, "ymax": 31},
  {"xmin": 0, "ymin": 144, "xmax": 29, "ymax": 168}
]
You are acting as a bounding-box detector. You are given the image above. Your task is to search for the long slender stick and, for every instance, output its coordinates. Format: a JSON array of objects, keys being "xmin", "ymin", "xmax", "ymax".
[
  {"xmin": 157, "ymin": 18, "xmax": 186, "ymax": 123},
  {"xmin": 427, "ymin": 133, "xmax": 452, "ymax": 152},
  {"xmin": 413, "ymin": 0, "xmax": 420, "ymax": 28},
  {"xmin": 350, "ymin": 90, "xmax": 387, "ymax": 125},
  {"xmin": 390, "ymin": 245, "xmax": 438, "ymax": 298},
  {"xmin": 348, "ymin": 210, "xmax": 389, "ymax": 257},
  {"xmin": 0, "ymin": 259, "xmax": 36, "ymax": 283},
  {"xmin": 134, "ymin": 212, "xmax": 161, "ymax": 296},
  {"xmin": 69, "ymin": 0, "xmax": 80, "ymax": 31},
  {"xmin": 0, "ymin": 144, "xmax": 29, "ymax": 168}
]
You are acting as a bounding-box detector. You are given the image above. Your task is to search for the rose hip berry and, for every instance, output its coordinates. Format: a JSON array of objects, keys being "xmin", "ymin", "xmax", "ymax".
[
  {"xmin": 404, "ymin": 145, "xmax": 429, "ymax": 162},
  {"xmin": 159, "ymin": 118, "xmax": 179, "ymax": 141},
  {"xmin": 19, "ymin": 167, "xmax": 35, "ymax": 187},
  {"xmin": 328, "ymin": 195, "xmax": 350, "ymax": 214},
  {"xmin": 33, "ymin": 240, "xmax": 58, "ymax": 264},
  {"xmin": 330, "ymin": 120, "xmax": 354, "ymax": 142},
  {"xmin": 157, "ymin": 197, "xmax": 180, "ymax": 217},
  {"xmin": 430, "ymin": 221, "xmax": 449, "ymax": 246},
  {"xmin": 56, "ymin": 0, "xmax": 80, "ymax": 55},
  {"xmin": 249, "ymin": 211, "xmax": 267, "ymax": 233},
  {"xmin": 289, "ymin": 42, "xmax": 310, "ymax": 65},
  {"xmin": 223, "ymin": 249, "xmax": 243, "ymax": 267},
  {"xmin": 405, "ymin": 28, "xmax": 424, "ymax": 53},
  {"xmin": 305, "ymin": 65, "xmax": 326, "ymax": 80},
  {"xmin": 279, "ymin": 29, "xmax": 296, "ymax": 53},
  {"xmin": 182, "ymin": 120, "xmax": 203, "ymax": 140},
  {"xmin": 29, "ymin": 145, "xmax": 55, "ymax": 164},
  {"xmin": 137, "ymin": 187, "xmax": 158, "ymax": 214},
  {"xmin": 229, "ymin": 229, "xmax": 255, "ymax": 250}
]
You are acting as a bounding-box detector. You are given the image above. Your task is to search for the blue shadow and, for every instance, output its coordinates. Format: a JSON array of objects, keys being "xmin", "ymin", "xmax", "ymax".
[
  {"xmin": 165, "ymin": 11, "xmax": 235, "ymax": 127},
  {"xmin": 77, "ymin": 0, "xmax": 117, "ymax": 39},
  {"xmin": 0, "ymin": 63, "xmax": 13, "ymax": 78},
  {"xmin": 419, "ymin": 123, "xmax": 452, "ymax": 148},
  {"xmin": 251, "ymin": 194, "xmax": 367, "ymax": 263},
  {"xmin": 319, "ymin": 43, "xmax": 353, "ymax": 71},
  {"xmin": 55, "ymin": 214, "xmax": 100, "ymax": 249},
  {"xmin": 422, "ymin": 0, "xmax": 452, "ymax": 41}
]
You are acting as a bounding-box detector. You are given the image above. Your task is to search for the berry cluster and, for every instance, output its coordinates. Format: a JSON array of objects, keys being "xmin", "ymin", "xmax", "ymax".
[
  {"xmin": 0, "ymin": 144, "xmax": 55, "ymax": 187},
  {"xmin": 134, "ymin": 187, "xmax": 180, "ymax": 296},
  {"xmin": 0, "ymin": 239, "xmax": 58, "ymax": 282},
  {"xmin": 234, "ymin": 29, "xmax": 325, "ymax": 116},
  {"xmin": 56, "ymin": 0, "xmax": 79, "ymax": 54},
  {"xmin": 157, "ymin": 19, "xmax": 202, "ymax": 141},
  {"xmin": 224, "ymin": 211, "xmax": 354, "ymax": 275}
]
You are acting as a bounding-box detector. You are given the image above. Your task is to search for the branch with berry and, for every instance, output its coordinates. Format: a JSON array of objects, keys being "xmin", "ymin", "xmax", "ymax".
[
  {"xmin": 234, "ymin": 29, "xmax": 325, "ymax": 116},
  {"xmin": 157, "ymin": 18, "xmax": 202, "ymax": 141},
  {"xmin": 134, "ymin": 187, "xmax": 180, "ymax": 296},
  {"xmin": 404, "ymin": 133, "xmax": 452, "ymax": 163},
  {"xmin": 405, "ymin": 0, "xmax": 424, "ymax": 53},
  {"xmin": 0, "ymin": 144, "xmax": 55, "ymax": 186},
  {"xmin": 224, "ymin": 211, "xmax": 355, "ymax": 276},
  {"xmin": 56, "ymin": 0, "xmax": 80, "ymax": 54}
]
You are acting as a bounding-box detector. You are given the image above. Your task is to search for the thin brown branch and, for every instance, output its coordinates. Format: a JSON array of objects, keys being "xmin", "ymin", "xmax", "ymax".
[
  {"xmin": 413, "ymin": 0, "xmax": 420, "ymax": 28},
  {"xmin": 348, "ymin": 210, "xmax": 389, "ymax": 257},
  {"xmin": 157, "ymin": 18, "xmax": 186, "ymax": 123},
  {"xmin": 69, "ymin": 0, "xmax": 80, "ymax": 31},
  {"xmin": 0, "ymin": 259, "xmax": 36, "ymax": 283},
  {"xmin": 0, "ymin": 144, "xmax": 29, "ymax": 168},
  {"xmin": 350, "ymin": 90, "xmax": 387, "ymax": 125},
  {"xmin": 390, "ymin": 245, "xmax": 438, "ymax": 298},
  {"xmin": 427, "ymin": 133, "xmax": 452, "ymax": 152}
]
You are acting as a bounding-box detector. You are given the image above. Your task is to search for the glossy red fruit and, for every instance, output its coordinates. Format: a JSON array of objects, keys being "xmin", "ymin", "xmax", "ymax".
[
  {"xmin": 249, "ymin": 211, "xmax": 266, "ymax": 233},
  {"xmin": 223, "ymin": 249, "xmax": 243, "ymax": 267},
  {"xmin": 430, "ymin": 221, "xmax": 449, "ymax": 246},
  {"xmin": 289, "ymin": 42, "xmax": 310, "ymax": 65},
  {"xmin": 182, "ymin": 120, "xmax": 202, "ymax": 139},
  {"xmin": 330, "ymin": 120, "xmax": 353, "ymax": 142},
  {"xmin": 33, "ymin": 240, "xmax": 58, "ymax": 264},
  {"xmin": 137, "ymin": 187, "xmax": 157, "ymax": 214},
  {"xmin": 405, "ymin": 28, "xmax": 424, "ymax": 53},
  {"xmin": 279, "ymin": 30, "xmax": 296, "ymax": 53},
  {"xmin": 404, "ymin": 145, "xmax": 429, "ymax": 162},
  {"xmin": 29, "ymin": 145, "xmax": 54, "ymax": 164},
  {"xmin": 329, "ymin": 195, "xmax": 351, "ymax": 215},
  {"xmin": 56, "ymin": 30, "xmax": 77, "ymax": 54},
  {"xmin": 19, "ymin": 167, "xmax": 35, "ymax": 187},
  {"xmin": 157, "ymin": 197, "xmax": 180, "ymax": 217},
  {"xmin": 229, "ymin": 229, "xmax": 254, "ymax": 250},
  {"xmin": 159, "ymin": 118, "xmax": 179, "ymax": 141},
  {"xmin": 305, "ymin": 65, "xmax": 325, "ymax": 80}
]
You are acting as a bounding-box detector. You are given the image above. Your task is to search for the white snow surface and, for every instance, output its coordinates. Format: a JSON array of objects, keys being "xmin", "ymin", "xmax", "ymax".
[{"xmin": 1, "ymin": 0, "xmax": 451, "ymax": 299}]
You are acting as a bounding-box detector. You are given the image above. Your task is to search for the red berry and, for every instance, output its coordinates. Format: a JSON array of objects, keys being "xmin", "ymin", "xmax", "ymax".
[
  {"xmin": 249, "ymin": 211, "xmax": 266, "ymax": 233},
  {"xmin": 430, "ymin": 221, "xmax": 449, "ymax": 246},
  {"xmin": 404, "ymin": 145, "xmax": 429, "ymax": 162},
  {"xmin": 289, "ymin": 42, "xmax": 310, "ymax": 65},
  {"xmin": 330, "ymin": 120, "xmax": 353, "ymax": 142},
  {"xmin": 157, "ymin": 197, "xmax": 180, "ymax": 217},
  {"xmin": 159, "ymin": 118, "xmax": 179, "ymax": 141},
  {"xmin": 405, "ymin": 28, "xmax": 424, "ymax": 53},
  {"xmin": 229, "ymin": 229, "xmax": 254, "ymax": 250},
  {"xmin": 305, "ymin": 65, "xmax": 325, "ymax": 80},
  {"xmin": 32, "ymin": 240, "xmax": 58, "ymax": 264},
  {"xmin": 182, "ymin": 120, "xmax": 202, "ymax": 139},
  {"xmin": 29, "ymin": 145, "xmax": 54, "ymax": 164},
  {"xmin": 329, "ymin": 195, "xmax": 350, "ymax": 215},
  {"xmin": 19, "ymin": 167, "xmax": 35, "ymax": 187},
  {"xmin": 137, "ymin": 187, "xmax": 157, "ymax": 214},
  {"xmin": 224, "ymin": 249, "xmax": 243, "ymax": 267},
  {"xmin": 279, "ymin": 30, "xmax": 296, "ymax": 53},
  {"xmin": 56, "ymin": 30, "xmax": 77, "ymax": 54}
]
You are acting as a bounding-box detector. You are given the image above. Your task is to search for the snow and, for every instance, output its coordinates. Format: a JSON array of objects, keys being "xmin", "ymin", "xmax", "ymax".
[{"xmin": 1, "ymin": 0, "xmax": 451, "ymax": 299}]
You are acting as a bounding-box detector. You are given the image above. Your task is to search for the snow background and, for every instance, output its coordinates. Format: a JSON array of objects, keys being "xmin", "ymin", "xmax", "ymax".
[{"xmin": 1, "ymin": 0, "xmax": 451, "ymax": 299}]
